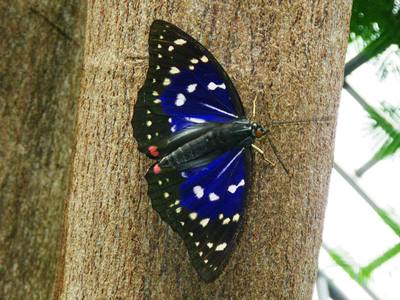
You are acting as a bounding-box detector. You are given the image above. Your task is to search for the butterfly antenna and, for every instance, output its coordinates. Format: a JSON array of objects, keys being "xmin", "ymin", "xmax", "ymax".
[
  {"xmin": 251, "ymin": 144, "xmax": 275, "ymax": 167},
  {"xmin": 266, "ymin": 135, "xmax": 290, "ymax": 177},
  {"xmin": 268, "ymin": 116, "xmax": 334, "ymax": 127}
]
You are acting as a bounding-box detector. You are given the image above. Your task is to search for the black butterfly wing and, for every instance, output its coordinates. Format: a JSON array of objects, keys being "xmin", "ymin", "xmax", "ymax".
[
  {"xmin": 132, "ymin": 20, "xmax": 245, "ymax": 158},
  {"xmin": 146, "ymin": 147, "xmax": 253, "ymax": 281}
]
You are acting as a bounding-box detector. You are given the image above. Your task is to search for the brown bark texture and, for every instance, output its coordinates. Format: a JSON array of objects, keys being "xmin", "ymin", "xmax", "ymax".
[
  {"xmin": 58, "ymin": 1, "xmax": 352, "ymax": 299},
  {"xmin": 0, "ymin": 0, "xmax": 85, "ymax": 299}
]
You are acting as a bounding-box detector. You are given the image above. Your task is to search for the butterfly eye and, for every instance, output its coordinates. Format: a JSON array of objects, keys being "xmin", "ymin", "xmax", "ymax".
[{"xmin": 255, "ymin": 128, "xmax": 264, "ymax": 138}]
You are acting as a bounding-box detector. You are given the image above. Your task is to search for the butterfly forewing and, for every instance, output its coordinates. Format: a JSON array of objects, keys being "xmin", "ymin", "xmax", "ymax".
[
  {"xmin": 133, "ymin": 20, "xmax": 246, "ymax": 156},
  {"xmin": 132, "ymin": 20, "xmax": 252, "ymax": 281}
]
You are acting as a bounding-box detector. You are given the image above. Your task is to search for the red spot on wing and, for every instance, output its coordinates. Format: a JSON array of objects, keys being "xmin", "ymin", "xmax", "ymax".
[
  {"xmin": 148, "ymin": 145, "xmax": 160, "ymax": 157},
  {"xmin": 153, "ymin": 164, "xmax": 161, "ymax": 174}
]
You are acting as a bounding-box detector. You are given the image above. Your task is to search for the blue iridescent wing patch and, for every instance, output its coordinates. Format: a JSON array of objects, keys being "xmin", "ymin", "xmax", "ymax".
[{"xmin": 132, "ymin": 20, "xmax": 253, "ymax": 281}]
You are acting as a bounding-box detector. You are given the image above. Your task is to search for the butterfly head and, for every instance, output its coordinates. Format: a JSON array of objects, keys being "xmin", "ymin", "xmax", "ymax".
[{"xmin": 251, "ymin": 123, "xmax": 269, "ymax": 139}]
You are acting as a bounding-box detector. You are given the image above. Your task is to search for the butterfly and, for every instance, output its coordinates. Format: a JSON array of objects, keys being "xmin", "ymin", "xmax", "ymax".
[{"xmin": 131, "ymin": 20, "xmax": 268, "ymax": 282}]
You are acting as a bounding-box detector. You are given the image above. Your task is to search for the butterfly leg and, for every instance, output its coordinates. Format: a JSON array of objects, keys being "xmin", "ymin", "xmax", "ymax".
[
  {"xmin": 265, "ymin": 136, "xmax": 291, "ymax": 177},
  {"xmin": 251, "ymin": 94, "xmax": 258, "ymax": 119},
  {"xmin": 251, "ymin": 144, "xmax": 275, "ymax": 167}
]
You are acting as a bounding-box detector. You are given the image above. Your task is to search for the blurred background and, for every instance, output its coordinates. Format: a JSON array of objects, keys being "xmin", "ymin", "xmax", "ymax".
[{"xmin": 314, "ymin": 1, "xmax": 400, "ymax": 299}]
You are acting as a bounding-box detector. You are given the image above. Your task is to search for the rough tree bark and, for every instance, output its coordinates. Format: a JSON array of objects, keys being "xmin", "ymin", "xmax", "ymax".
[
  {"xmin": 56, "ymin": 1, "xmax": 352, "ymax": 299},
  {"xmin": 0, "ymin": 1, "xmax": 85, "ymax": 299},
  {"xmin": 1, "ymin": 0, "xmax": 351, "ymax": 299}
]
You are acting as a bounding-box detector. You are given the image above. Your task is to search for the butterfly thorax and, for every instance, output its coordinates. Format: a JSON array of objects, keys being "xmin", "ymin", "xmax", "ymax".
[{"xmin": 158, "ymin": 119, "xmax": 253, "ymax": 171}]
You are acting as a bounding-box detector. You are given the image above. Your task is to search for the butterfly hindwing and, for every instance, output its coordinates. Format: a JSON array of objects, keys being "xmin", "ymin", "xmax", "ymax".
[{"xmin": 145, "ymin": 147, "xmax": 253, "ymax": 281}]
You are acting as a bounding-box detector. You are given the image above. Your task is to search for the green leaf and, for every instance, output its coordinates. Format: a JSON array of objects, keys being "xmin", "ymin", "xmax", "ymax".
[{"xmin": 360, "ymin": 243, "xmax": 400, "ymax": 279}]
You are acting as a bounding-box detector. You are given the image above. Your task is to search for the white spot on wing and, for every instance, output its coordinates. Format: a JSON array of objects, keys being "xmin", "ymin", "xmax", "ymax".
[
  {"xmin": 219, "ymin": 213, "xmax": 224, "ymax": 220},
  {"xmin": 168, "ymin": 45, "xmax": 174, "ymax": 51},
  {"xmin": 228, "ymin": 179, "xmax": 245, "ymax": 193},
  {"xmin": 189, "ymin": 212, "xmax": 198, "ymax": 220},
  {"xmin": 163, "ymin": 78, "xmax": 171, "ymax": 86},
  {"xmin": 190, "ymin": 58, "xmax": 199, "ymax": 64},
  {"xmin": 176, "ymin": 207, "xmax": 182, "ymax": 213},
  {"xmin": 174, "ymin": 38, "xmax": 187, "ymax": 45},
  {"xmin": 216, "ymin": 243, "xmax": 227, "ymax": 251},
  {"xmin": 187, "ymin": 83, "xmax": 197, "ymax": 93},
  {"xmin": 222, "ymin": 218, "xmax": 231, "ymax": 225},
  {"xmin": 169, "ymin": 66, "xmax": 180, "ymax": 74},
  {"xmin": 207, "ymin": 243, "xmax": 213, "ymax": 248},
  {"xmin": 193, "ymin": 185, "xmax": 204, "ymax": 198},
  {"xmin": 146, "ymin": 120, "xmax": 152, "ymax": 127},
  {"xmin": 170, "ymin": 125, "xmax": 176, "ymax": 132},
  {"xmin": 200, "ymin": 55, "xmax": 209, "ymax": 62},
  {"xmin": 207, "ymin": 82, "xmax": 226, "ymax": 90},
  {"xmin": 233, "ymin": 213, "xmax": 240, "ymax": 222},
  {"xmin": 175, "ymin": 93, "xmax": 186, "ymax": 106},
  {"xmin": 200, "ymin": 218, "xmax": 210, "ymax": 227},
  {"xmin": 209, "ymin": 193, "xmax": 220, "ymax": 201}
]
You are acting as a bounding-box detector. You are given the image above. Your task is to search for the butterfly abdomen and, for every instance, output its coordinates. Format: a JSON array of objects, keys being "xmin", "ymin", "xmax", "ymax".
[{"xmin": 159, "ymin": 119, "xmax": 253, "ymax": 171}]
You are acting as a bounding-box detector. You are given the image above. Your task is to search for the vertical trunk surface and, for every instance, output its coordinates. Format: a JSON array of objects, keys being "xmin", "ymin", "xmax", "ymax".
[
  {"xmin": 57, "ymin": 0, "xmax": 351, "ymax": 299},
  {"xmin": 0, "ymin": 1, "xmax": 85, "ymax": 298}
]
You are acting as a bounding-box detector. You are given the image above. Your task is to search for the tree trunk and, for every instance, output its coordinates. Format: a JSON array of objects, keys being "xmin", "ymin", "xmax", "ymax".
[
  {"xmin": 2, "ymin": 0, "xmax": 351, "ymax": 299},
  {"xmin": 0, "ymin": 1, "xmax": 85, "ymax": 299}
]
